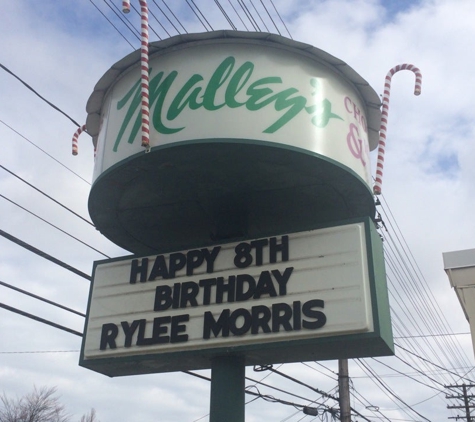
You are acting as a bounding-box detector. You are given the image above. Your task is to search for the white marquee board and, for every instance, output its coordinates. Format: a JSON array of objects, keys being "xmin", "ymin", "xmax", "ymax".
[{"xmin": 80, "ymin": 219, "xmax": 393, "ymax": 376}]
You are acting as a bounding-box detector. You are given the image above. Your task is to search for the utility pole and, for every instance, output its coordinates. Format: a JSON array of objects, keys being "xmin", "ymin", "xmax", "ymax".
[
  {"xmin": 339, "ymin": 359, "xmax": 351, "ymax": 422},
  {"xmin": 446, "ymin": 384, "xmax": 475, "ymax": 421}
]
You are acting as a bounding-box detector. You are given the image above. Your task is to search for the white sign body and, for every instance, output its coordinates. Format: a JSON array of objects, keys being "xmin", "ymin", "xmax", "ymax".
[
  {"xmin": 80, "ymin": 219, "xmax": 392, "ymax": 376},
  {"xmin": 90, "ymin": 37, "xmax": 377, "ymax": 187}
]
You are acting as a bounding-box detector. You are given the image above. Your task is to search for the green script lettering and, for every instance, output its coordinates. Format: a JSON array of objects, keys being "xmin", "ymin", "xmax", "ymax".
[{"xmin": 113, "ymin": 56, "xmax": 342, "ymax": 151}]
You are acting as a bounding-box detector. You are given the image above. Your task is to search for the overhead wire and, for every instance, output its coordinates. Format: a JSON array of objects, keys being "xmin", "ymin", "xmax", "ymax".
[
  {"xmin": 0, "ymin": 280, "xmax": 85, "ymax": 318},
  {"xmin": 356, "ymin": 359, "xmax": 430, "ymax": 422},
  {"xmin": 238, "ymin": 0, "xmax": 260, "ymax": 31},
  {"xmin": 379, "ymin": 194, "xmax": 471, "ymax": 368},
  {"xmin": 0, "ymin": 119, "xmax": 91, "ymax": 185},
  {"xmin": 227, "ymin": 0, "xmax": 249, "ymax": 30},
  {"xmin": 269, "ymin": 0, "xmax": 292, "ymax": 38},
  {"xmin": 0, "ymin": 164, "xmax": 94, "ymax": 227},
  {"xmin": 248, "ymin": 0, "xmax": 270, "ymax": 32},
  {"xmin": 0, "ymin": 229, "xmax": 92, "ymax": 282},
  {"xmin": 214, "ymin": 0, "xmax": 238, "ymax": 30},
  {"xmin": 378, "ymin": 210, "xmax": 471, "ymax": 388},
  {"xmin": 259, "ymin": 0, "xmax": 281, "ymax": 35},
  {"xmin": 0, "ymin": 302, "xmax": 82, "ymax": 338},
  {"xmin": 101, "ymin": 0, "xmax": 142, "ymax": 41},
  {"xmin": 161, "ymin": 0, "xmax": 188, "ymax": 33},
  {"xmin": 151, "ymin": 0, "xmax": 182, "ymax": 35},
  {"xmin": 186, "ymin": 0, "xmax": 214, "ymax": 31},
  {"xmin": 88, "ymin": 0, "xmax": 136, "ymax": 49},
  {"xmin": 395, "ymin": 342, "xmax": 475, "ymax": 384},
  {"xmin": 383, "ymin": 231, "xmax": 469, "ymax": 374},
  {"xmin": 0, "ymin": 194, "xmax": 109, "ymax": 259},
  {"xmin": 0, "ymin": 63, "xmax": 82, "ymax": 128}
]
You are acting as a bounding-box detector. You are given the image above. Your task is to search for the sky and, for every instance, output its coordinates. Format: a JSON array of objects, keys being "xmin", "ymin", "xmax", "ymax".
[{"xmin": 1, "ymin": 0, "xmax": 475, "ymax": 421}]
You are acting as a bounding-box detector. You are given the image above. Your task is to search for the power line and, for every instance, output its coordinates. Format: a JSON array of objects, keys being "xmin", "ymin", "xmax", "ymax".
[
  {"xmin": 264, "ymin": 366, "xmax": 373, "ymax": 422},
  {"xmin": 0, "ymin": 194, "xmax": 109, "ymax": 258},
  {"xmin": 0, "ymin": 280, "xmax": 85, "ymax": 317},
  {"xmin": 395, "ymin": 343, "xmax": 475, "ymax": 384},
  {"xmin": 0, "ymin": 229, "xmax": 91, "ymax": 282},
  {"xmin": 0, "ymin": 63, "xmax": 82, "ymax": 128},
  {"xmin": 161, "ymin": 0, "xmax": 188, "ymax": 33},
  {"xmin": 88, "ymin": 0, "xmax": 136, "ymax": 49},
  {"xmin": 357, "ymin": 359, "xmax": 431, "ymax": 422},
  {"xmin": 0, "ymin": 164, "xmax": 94, "ymax": 227},
  {"xmin": 0, "ymin": 119, "xmax": 91, "ymax": 185},
  {"xmin": 0, "ymin": 302, "xmax": 82, "ymax": 337}
]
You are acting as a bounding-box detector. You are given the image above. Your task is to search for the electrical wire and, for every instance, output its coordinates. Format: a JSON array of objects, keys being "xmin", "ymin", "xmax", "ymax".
[
  {"xmin": 0, "ymin": 164, "xmax": 94, "ymax": 227},
  {"xmin": 357, "ymin": 359, "xmax": 431, "ymax": 422},
  {"xmin": 88, "ymin": 0, "xmax": 136, "ymax": 49},
  {"xmin": 0, "ymin": 229, "xmax": 91, "ymax": 281},
  {"xmin": 0, "ymin": 280, "xmax": 85, "ymax": 317},
  {"xmin": 151, "ymin": 0, "xmax": 182, "ymax": 35},
  {"xmin": 0, "ymin": 63, "xmax": 82, "ymax": 128},
  {"xmin": 0, "ymin": 302, "xmax": 82, "ymax": 337},
  {"xmin": 259, "ymin": 0, "xmax": 281, "ymax": 35},
  {"xmin": 161, "ymin": 0, "xmax": 188, "ymax": 33},
  {"xmin": 0, "ymin": 119, "xmax": 91, "ymax": 185},
  {"xmin": 0, "ymin": 194, "xmax": 109, "ymax": 259}
]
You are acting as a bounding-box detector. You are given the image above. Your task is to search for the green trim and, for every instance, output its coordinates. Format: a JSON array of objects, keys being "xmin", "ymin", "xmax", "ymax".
[
  {"xmin": 79, "ymin": 218, "xmax": 394, "ymax": 377},
  {"xmin": 93, "ymin": 137, "xmax": 372, "ymax": 195}
]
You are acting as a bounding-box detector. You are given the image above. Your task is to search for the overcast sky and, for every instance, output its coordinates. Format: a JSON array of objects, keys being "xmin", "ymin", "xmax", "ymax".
[{"xmin": 1, "ymin": 0, "xmax": 475, "ymax": 421}]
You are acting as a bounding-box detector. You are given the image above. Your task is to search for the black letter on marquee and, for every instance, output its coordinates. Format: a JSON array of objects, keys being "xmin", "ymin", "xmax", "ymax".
[
  {"xmin": 152, "ymin": 316, "xmax": 171, "ymax": 344},
  {"xmin": 229, "ymin": 308, "xmax": 252, "ymax": 336},
  {"xmin": 180, "ymin": 282, "xmax": 200, "ymax": 308},
  {"xmin": 302, "ymin": 299, "xmax": 326, "ymax": 329},
  {"xmin": 130, "ymin": 258, "xmax": 149, "ymax": 284},
  {"xmin": 121, "ymin": 320, "xmax": 141, "ymax": 347},
  {"xmin": 203, "ymin": 246, "xmax": 221, "ymax": 273},
  {"xmin": 203, "ymin": 309, "xmax": 230, "ymax": 339},
  {"xmin": 100, "ymin": 323, "xmax": 118, "ymax": 350},
  {"xmin": 271, "ymin": 302, "xmax": 293, "ymax": 332},
  {"xmin": 169, "ymin": 253, "xmax": 186, "ymax": 278},
  {"xmin": 253, "ymin": 271, "xmax": 277, "ymax": 299},
  {"xmin": 272, "ymin": 267, "xmax": 294, "ymax": 296},
  {"xmin": 250, "ymin": 239, "xmax": 268, "ymax": 266},
  {"xmin": 136, "ymin": 319, "xmax": 154, "ymax": 346},
  {"xmin": 216, "ymin": 276, "xmax": 236, "ymax": 304},
  {"xmin": 171, "ymin": 314, "xmax": 189, "ymax": 343},
  {"xmin": 186, "ymin": 249, "xmax": 204, "ymax": 276},
  {"xmin": 269, "ymin": 236, "xmax": 289, "ymax": 263},
  {"xmin": 235, "ymin": 274, "xmax": 256, "ymax": 301},
  {"xmin": 293, "ymin": 301, "xmax": 302, "ymax": 331},
  {"xmin": 154, "ymin": 285, "xmax": 173, "ymax": 311},
  {"xmin": 251, "ymin": 305, "xmax": 272, "ymax": 334},
  {"xmin": 199, "ymin": 278, "xmax": 217, "ymax": 305},
  {"xmin": 149, "ymin": 255, "xmax": 169, "ymax": 280}
]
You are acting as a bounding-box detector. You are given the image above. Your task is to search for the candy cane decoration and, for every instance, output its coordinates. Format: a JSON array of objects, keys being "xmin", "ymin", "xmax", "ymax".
[
  {"xmin": 72, "ymin": 124, "xmax": 86, "ymax": 156},
  {"xmin": 373, "ymin": 64, "xmax": 422, "ymax": 195},
  {"xmin": 123, "ymin": 0, "xmax": 151, "ymax": 151}
]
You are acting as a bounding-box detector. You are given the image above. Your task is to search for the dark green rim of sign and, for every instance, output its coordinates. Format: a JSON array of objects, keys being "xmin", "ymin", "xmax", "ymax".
[
  {"xmin": 79, "ymin": 217, "xmax": 393, "ymax": 377},
  {"xmin": 89, "ymin": 139, "xmax": 376, "ymax": 255}
]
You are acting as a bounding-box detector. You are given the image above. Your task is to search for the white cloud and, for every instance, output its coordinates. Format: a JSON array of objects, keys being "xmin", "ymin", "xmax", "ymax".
[{"xmin": 1, "ymin": 0, "xmax": 475, "ymax": 421}]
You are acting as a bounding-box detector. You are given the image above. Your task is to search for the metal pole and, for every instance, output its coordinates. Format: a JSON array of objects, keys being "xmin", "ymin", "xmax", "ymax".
[
  {"xmin": 339, "ymin": 359, "xmax": 351, "ymax": 422},
  {"xmin": 210, "ymin": 355, "xmax": 245, "ymax": 422}
]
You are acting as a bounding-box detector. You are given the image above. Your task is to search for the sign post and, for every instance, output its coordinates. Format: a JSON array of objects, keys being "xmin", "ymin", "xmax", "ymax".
[{"xmin": 210, "ymin": 356, "xmax": 245, "ymax": 422}]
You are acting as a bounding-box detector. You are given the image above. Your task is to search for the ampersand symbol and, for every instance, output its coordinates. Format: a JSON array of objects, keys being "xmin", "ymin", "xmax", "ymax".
[{"xmin": 347, "ymin": 123, "xmax": 366, "ymax": 166}]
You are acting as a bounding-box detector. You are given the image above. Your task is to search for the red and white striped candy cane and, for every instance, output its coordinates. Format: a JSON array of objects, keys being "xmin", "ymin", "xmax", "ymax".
[
  {"xmin": 373, "ymin": 64, "xmax": 422, "ymax": 195},
  {"xmin": 122, "ymin": 0, "xmax": 150, "ymax": 151},
  {"xmin": 72, "ymin": 124, "xmax": 86, "ymax": 156}
]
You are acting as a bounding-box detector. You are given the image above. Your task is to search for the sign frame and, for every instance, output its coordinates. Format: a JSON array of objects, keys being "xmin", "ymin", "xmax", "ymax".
[{"xmin": 79, "ymin": 217, "xmax": 393, "ymax": 377}]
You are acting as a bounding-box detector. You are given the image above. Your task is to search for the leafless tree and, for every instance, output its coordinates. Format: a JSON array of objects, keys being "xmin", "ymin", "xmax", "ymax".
[
  {"xmin": 0, "ymin": 386, "xmax": 68, "ymax": 422},
  {"xmin": 79, "ymin": 408, "xmax": 99, "ymax": 422},
  {"xmin": 0, "ymin": 386, "xmax": 99, "ymax": 422}
]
